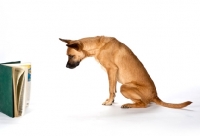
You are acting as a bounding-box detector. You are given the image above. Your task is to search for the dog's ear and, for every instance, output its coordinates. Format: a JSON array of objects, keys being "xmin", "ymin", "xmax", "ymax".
[
  {"xmin": 59, "ymin": 38, "xmax": 71, "ymax": 44},
  {"xmin": 67, "ymin": 43, "xmax": 81, "ymax": 50},
  {"xmin": 59, "ymin": 38, "xmax": 82, "ymax": 50}
]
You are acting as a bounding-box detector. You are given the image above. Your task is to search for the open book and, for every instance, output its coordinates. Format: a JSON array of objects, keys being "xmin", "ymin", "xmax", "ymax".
[{"xmin": 0, "ymin": 61, "xmax": 31, "ymax": 118}]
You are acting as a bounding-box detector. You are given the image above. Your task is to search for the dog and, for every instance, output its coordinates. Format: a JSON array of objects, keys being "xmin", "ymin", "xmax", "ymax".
[{"xmin": 59, "ymin": 36, "xmax": 192, "ymax": 109}]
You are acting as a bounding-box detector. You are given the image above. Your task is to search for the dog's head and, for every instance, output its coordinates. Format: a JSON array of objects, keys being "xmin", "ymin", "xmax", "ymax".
[{"xmin": 59, "ymin": 38, "xmax": 86, "ymax": 69}]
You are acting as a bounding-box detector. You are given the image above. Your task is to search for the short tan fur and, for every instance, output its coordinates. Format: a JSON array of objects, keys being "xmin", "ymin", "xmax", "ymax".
[{"xmin": 59, "ymin": 36, "xmax": 192, "ymax": 109}]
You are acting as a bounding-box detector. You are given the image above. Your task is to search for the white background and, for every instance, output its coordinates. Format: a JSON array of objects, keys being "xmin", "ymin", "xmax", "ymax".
[{"xmin": 0, "ymin": 0, "xmax": 200, "ymax": 135}]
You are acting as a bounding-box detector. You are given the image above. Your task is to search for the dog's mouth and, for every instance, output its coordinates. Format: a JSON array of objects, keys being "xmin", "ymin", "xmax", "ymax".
[{"xmin": 66, "ymin": 62, "xmax": 80, "ymax": 69}]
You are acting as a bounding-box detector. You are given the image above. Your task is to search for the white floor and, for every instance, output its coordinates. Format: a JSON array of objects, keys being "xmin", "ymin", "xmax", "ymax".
[{"xmin": 0, "ymin": 58, "xmax": 200, "ymax": 136}]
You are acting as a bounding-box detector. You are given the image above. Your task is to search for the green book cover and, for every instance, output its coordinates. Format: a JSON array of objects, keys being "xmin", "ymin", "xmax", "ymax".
[{"xmin": 0, "ymin": 61, "xmax": 21, "ymax": 117}]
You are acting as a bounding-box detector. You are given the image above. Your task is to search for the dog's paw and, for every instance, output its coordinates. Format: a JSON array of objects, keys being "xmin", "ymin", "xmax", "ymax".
[
  {"xmin": 121, "ymin": 103, "xmax": 147, "ymax": 108},
  {"xmin": 121, "ymin": 103, "xmax": 132, "ymax": 108},
  {"xmin": 102, "ymin": 99, "xmax": 113, "ymax": 106}
]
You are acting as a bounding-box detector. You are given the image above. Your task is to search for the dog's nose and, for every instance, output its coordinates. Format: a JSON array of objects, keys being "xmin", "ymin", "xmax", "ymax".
[
  {"xmin": 66, "ymin": 63, "xmax": 75, "ymax": 69},
  {"xmin": 66, "ymin": 61, "xmax": 79, "ymax": 69},
  {"xmin": 66, "ymin": 63, "xmax": 70, "ymax": 68}
]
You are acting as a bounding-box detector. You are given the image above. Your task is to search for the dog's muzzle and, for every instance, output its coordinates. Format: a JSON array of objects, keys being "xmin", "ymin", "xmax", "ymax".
[{"xmin": 66, "ymin": 61, "xmax": 80, "ymax": 69}]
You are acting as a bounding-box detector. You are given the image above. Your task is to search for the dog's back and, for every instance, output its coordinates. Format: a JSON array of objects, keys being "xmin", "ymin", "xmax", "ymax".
[{"xmin": 99, "ymin": 37, "xmax": 155, "ymax": 87}]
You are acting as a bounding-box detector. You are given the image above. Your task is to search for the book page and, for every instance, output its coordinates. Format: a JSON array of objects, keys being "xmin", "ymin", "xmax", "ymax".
[
  {"xmin": 20, "ymin": 64, "xmax": 31, "ymax": 108},
  {"xmin": 13, "ymin": 63, "xmax": 31, "ymax": 116},
  {"xmin": 16, "ymin": 71, "xmax": 25, "ymax": 116},
  {"xmin": 11, "ymin": 64, "xmax": 31, "ymax": 116},
  {"xmin": 12, "ymin": 67, "xmax": 25, "ymax": 117}
]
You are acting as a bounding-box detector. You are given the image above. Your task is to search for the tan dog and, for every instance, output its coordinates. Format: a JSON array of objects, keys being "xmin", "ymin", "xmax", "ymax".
[{"xmin": 59, "ymin": 36, "xmax": 192, "ymax": 109}]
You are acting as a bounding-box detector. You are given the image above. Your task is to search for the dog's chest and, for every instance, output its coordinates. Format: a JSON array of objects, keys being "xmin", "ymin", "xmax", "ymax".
[
  {"xmin": 117, "ymin": 74, "xmax": 126, "ymax": 84},
  {"xmin": 94, "ymin": 58, "xmax": 107, "ymax": 72},
  {"xmin": 94, "ymin": 57, "xmax": 126, "ymax": 84}
]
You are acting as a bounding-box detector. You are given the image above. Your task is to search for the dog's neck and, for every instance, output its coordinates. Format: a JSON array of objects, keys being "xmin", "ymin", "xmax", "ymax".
[
  {"xmin": 83, "ymin": 48, "xmax": 98, "ymax": 57},
  {"xmin": 81, "ymin": 36, "xmax": 105, "ymax": 57},
  {"xmin": 82, "ymin": 44, "xmax": 102, "ymax": 57}
]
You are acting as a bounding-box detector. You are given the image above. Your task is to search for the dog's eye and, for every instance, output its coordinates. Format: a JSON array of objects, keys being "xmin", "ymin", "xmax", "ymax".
[{"xmin": 68, "ymin": 55, "xmax": 74, "ymax": 59}]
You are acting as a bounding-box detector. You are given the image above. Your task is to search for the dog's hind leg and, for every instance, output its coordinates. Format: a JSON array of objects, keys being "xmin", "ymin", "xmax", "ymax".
[{"xmin": 120, "ymin": 83, "xmax": 149, "ymax": 108}]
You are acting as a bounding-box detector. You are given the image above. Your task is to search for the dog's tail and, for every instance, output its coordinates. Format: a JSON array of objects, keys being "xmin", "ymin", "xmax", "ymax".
[{"xmin": 153, "ymin": 96, "xmax": 192, "ymax": 109}]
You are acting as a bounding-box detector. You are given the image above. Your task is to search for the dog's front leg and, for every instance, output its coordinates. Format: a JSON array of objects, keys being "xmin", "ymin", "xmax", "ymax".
[{"xmin": 102, "ymin": 67, "xmax": 118, "ymax": 105}]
